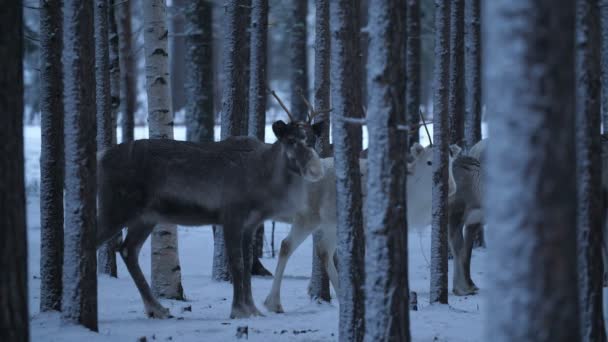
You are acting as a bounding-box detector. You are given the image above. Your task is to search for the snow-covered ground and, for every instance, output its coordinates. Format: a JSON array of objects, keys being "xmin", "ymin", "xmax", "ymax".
[{"xmin": 25, "ymin": 125, "xmax": 486, "ymax": 341}]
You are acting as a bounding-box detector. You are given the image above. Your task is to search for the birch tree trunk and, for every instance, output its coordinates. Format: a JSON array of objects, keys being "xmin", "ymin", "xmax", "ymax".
[
  {"xmin": 601, "ymin": 0, "xmax": 608, "ymax": 132},
  {"xmin": 39, "ymin": 0, "xmax": 64, "ymax": 311},
  {"xmin": 109, "ymin": 1, "xmax": 120, "ymax": 145},
  {"xmin": 290, "ymin": 0, "xmax": 309, "ymax": 121},
  {"xmin": 0, "ymin": 1, "xmax": 29, "ymax": 339},
  {"xmin": 575, "ymin": 1, "xmax": 606, "ymax": 341},
  {"xmin": 484, "ymin": 1, "xmax": 580, "ymax": 341},
  {"xmin": 330, "ymin": 1, "xmax": 366, "ymax": 340},
  {"xmin": 364, "ymin": 0, "xmax": 410, "ymax": 340},
  {"xmin": 448, "ymin": 0, "xmax": 464, "ymax": 146},
  {"xmin": 62, "ymin": 0, "xmax": 98, "ymax": 331},
  {"xmin": 308, "ymin": 0, "xmax": 332, "ymax": 302},
  {"xmin": 406, "ymin": 0, "xmax": 421, "ymax": 146},
  {"xmin": 143, "ymin": 0, "xmax": 185, "ymax": 300},
  {"xmin": 464, "ymin": 0, "xmax": 481, "ymax": 150},
  {"xmin": 116, "ymin": 0, "xmax": 135, "ymax": 142},
  {"xmin": 429, "ymin": 0, "xmax": 450, "ymax": 305}
]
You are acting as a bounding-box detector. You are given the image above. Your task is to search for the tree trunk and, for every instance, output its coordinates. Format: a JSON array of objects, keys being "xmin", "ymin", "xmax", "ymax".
[
  {"xmin": 330, "ymin": 1, "xmax": 366, "ymax": 340},
  {"xmin": 184, "ymin": 0, "xmax": 214, "ymax": 144},
  {"xmin": 62, "ymin": 0, "xmax": 98, "ymax": 331},
  {"xmin": 308, "ymin": 0, "xmax": 332, "ymax": 302},
  {"xmin": 364, "ymin": 0, "xmax": 410, "ymax": 340},
  {"xmin": 484, "ymin": 1, "xmax": 580, "ymax": 341},
  {"xmin": 143, "ymin": 0, "xmax": 185, "ymax": 300},
  {"xmin": 429, "ymin": 0, "xmax": 450, "ymax": 305},
  {"xmin": 39, "ymin": 0, "xmax": 64, "ymax": 311},
  {"xmin": 214, "ymin": 0, "xmax": 251, "ymax": 282},
  {"xmin": 448, "ymin": 0, "xmax": 464, "ymax": 146},
  {"xmin": 406, "ymin": 0, "xmax": 421, "ymax": 146},
  {"xmin": 463, "ymin": 0, "xmax": 481, "ymax": 150},
  {"xmin": 576, "ymin": 1, "xmax": 606, "ymax": 341},
  {"xmin": 109, "ymin": 1, "xmax": 120, "ymax": 145},
  {"xmin": 0, "ymin": 1, "xmax": 29, "ymax": 340},
  {"xmin": 601, "ymin": 0, "xmax": 608, "ymax": 132},
  {"xmin": 169, "ymin": 0, "xmax": 187, "ymax": 114},
  {"xmin": 290, "ymin": 0, "xmax": 309, "ymax": 121},
  {"xmin": 116, "ymin": 0, "xmax": 135, "ymax": 142}
]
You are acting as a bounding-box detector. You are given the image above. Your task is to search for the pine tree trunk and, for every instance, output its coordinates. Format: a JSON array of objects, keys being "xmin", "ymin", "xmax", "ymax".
[
  {"xmin": 308, "ymin": 0, "xmax": 332, "ymax": 303},
  {"xmin": 484, "ymin": 1, "xmax": 580, "ymax": 341},
  {"xmin": 464, "ymin": 0, "xmax": 481, "ymax": 150},
  {"xmin": 169, "ymin": 0, "xmax": 187, "ymax": 114},
  {"xmin": 448, "ymin": 0, "xmax": 464, "ymax": 146},
  {"xmin": 95, "ymin": 0, "xmax": 118, "ymax": 278},
  {"xmin": 364, "ymin": 0, "xmax": 410, "ymax": 340},
  {"xmin": 143, "ymin": 0, "xmax": 185, "ymax": 300},
  {"xmin": 39, "ymin": 0, "xmax": 64, "ymax": 312},
  {"xmin": 290, "ymin": 0, "xmax": 309, "ymax": 121},
  {"xmin": 429, "ymin": 0, "xmax": 450, "ymax": 305},
  {"xmin": 601, "ymin": 0, "xmax": 608, "ymax": 132},
  {"xmin": 0, "ymin": 2, "xmax": 29, "ymax": 339},
  {"xmin": 330, "ymin": 1, "xmax": 366, "ymax": 340},
  {"xmin": 62, "ymin": 0, "xmax": 98, "ymax": 331},
  {"xmin": 184, "ymin": 0, "xmax": 214, "ymax": 144},
  {"xmin": 576, "ymin": 1, "xmax": 606, "ymax": 341},
  {"xmin": 406, "ymin": 0, "xmax": 421, "ymax": 146},
  {"xmin": 116, "ymin": 0, "xmax": 135, "ymax": 142},
  {"xmin": 109, "ymin": 1, "xmax": 120, "ymax": 145}
]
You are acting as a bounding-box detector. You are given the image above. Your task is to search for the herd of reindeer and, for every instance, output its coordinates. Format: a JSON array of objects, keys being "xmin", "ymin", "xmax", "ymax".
[{"xmin": 93, "ymin": 98, "xmax": 608, "ymax": 320}]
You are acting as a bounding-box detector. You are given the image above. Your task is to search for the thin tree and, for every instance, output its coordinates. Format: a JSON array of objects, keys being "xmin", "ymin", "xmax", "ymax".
[
  {"xmin": 62, "ymin": 0, "xmax": 98, "ymax": 331},
  {"xmin": 0, "ymin": 1, "xmax": 28, "ymax": 340},
  {"xmin": 484, "ymin": 1, "xmax": 580, "ymax": 341},
  {"xmin": 448, "ymin": 0, "xmax": 464, "ymax": 146},
  {"xmin": 308, "ymin": 0, "xmax": 332, "ymax": 302},
  {"xmin": 406, "ymin": 0, "xmax": 421, "ymax": 146},
  {"xmin": 290, "ymin": 0, "xmax": 309, "ymax": 120},
  {"xmin": 576, "ymin": 0, "xmax": 606, "ymax": 341},
  {"xmin": 169, "ymin": 0, "xmax": 187, "ymax": 114},
  {"xmin": 39, "ymin": 0, "xmax": 64, "ymax": 311},
  {"xmin": 116, "ymin": 0, "xmax": 136, "ymax": 142},
  {"xmin": 143, "ymin": 0, "xmax": 185, "ymax": 300},
  {"xmin": 96, "ymin": 0, "xmax": 118, "ymax": 278},
  {"xmin": 601, "ymin": 0, "xmax": 608, "ymax": 131},
  {"xmin": 214, "ymin": 0, "xmax": 251, "ymax": 282},
  {"xmin": 464, "ymin": 0, "xmax": 481, "ymax": 150},
  {"xmin": 429, "ymin": 0, "xmax": 450, "ymax": 305},
  {"xmin": 364, "ymin": 0, "xmax": 410, "ymax": 340},
  {"xmin": 109, "ymin": 0, "xmax": 120, "ymax": 145},
  {"xmin": 330, "ymin": 0, "xmax": 366, "ymax": 340}
]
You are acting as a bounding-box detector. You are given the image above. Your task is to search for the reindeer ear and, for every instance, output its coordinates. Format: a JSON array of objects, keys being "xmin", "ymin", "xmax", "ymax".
[
  {"xmin": 449, "ymin": 144, "xmax": 462, "ymax": 158},
  {"xmin": 410, "ymin": 142, "xmax": 425, "ymax": 158},
  {"xmin": 272, "ymin": 120, "xmax": 288, "ymax": 139},
  {"xmin": 312, "ymin": 121, "xmax": 324, "ymax": 137}
]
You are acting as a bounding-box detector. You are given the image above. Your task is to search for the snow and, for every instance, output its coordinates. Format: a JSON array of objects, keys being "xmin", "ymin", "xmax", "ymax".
[{"xmin": 25, "ymin": 125, "xmax": 487, "ymax": 341}]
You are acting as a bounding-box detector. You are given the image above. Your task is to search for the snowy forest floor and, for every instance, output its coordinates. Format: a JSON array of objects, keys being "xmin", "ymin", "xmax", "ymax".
[{"xmin": 25, "ymin": 126, "xmax": 486, "ymax": 341}]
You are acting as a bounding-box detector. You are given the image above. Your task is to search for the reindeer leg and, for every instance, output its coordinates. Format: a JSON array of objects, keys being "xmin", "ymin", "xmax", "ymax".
[
  {"xmin": 120, "ymin": 220, "xmax": 171, "ymax": 318},
  {"xmin": 449, "ymin": 212, "xmax": 473, "ymax": 296},
  {"xmin": 241, "ymin": 223, "xmax": 263, "ymax": 317},
  {"xmin": 317, "ymin": 224, "xmax": 339, "ymax": 300},
  {"xmin": 463, "ymin": 223, "xmax": 480, "ymax": 292}
]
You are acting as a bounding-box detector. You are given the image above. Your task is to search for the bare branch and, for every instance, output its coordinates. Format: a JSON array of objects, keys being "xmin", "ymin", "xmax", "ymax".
[
  {"xmin": 333, "ymin": 114, "xmax": 366, "ymax": 125},
  {"xmin": 268, "ymin": 88, "xmax": 295, "ymax": 122},
  {"xmin": 420, "ymin": 109, "xmax": 433, "ymax": 146}
]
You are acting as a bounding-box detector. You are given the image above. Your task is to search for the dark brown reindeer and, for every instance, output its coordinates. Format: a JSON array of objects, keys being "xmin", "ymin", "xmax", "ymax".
[{"xmin": 96, "ymin": 92, "xmax": 326, "ymax": 319}]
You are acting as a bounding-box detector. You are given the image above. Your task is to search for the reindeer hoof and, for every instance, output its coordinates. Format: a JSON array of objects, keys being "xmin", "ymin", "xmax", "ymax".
[
  {"xmin": 146, "ymin": 305, "xmax": 172, "ymax": 319},
  {"xmin": 263, "ymin": 297, "xmax": 284, "ymax": 313},
  {"xmin": 230, "ymin": 305, "xmax": 252, "ymax": 319},
  {"xmin": 249, "ymin": 304, "xmax": 265, "ymax": 317},
  {"xmin": 452, "ymin": 286, "xmax": 478, "ymax": 296}
]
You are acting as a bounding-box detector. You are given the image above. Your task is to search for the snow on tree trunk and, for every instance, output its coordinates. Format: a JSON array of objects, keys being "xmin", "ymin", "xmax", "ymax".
[
  {"xmin": 0, "ymin": 2, "xmax": 29, "ymax": 339},
  {"xmin": 214, "ymin": 0, "xmax": 251, "ymax": 282},
  {"xmin": 169, "ymin": 0, "xmax": 187, "ymax": 114},
  {"xmin": 406, "ymin": 0, "xmax": 421, "ymax": 146},
  {"xmin": 576, "ymin": 1, "xmax": 606, "ymax": 341},
  {"xmin": 308, "ymin": 0, "xmax": 332, "ymax": 302},
  {"xmin": 429, "ymin": 0, "xmax": 450, "ymax": 305},
  {"xmin": 39, "ymin": 0, "xmax": 65, "ymax": 312},
  {"xmin": 184, "ymin": 0, "xmax": 214, "ymax": 144},
  {"xmin": 463, "ymin": 0, "xmax": 481, "ymax": 151},
  {"xmin": 95, "ymin": 0, "xmax": 118, "ymax": 278},
  {"xmin": 290, "ymin": 0, "xmax": 309, "ymax": 121},
  {"xmin": 109, "ymin": 1, "xmax": 120, "ymax": 145},
  {"xmin": 484, "ymin": 1, "xmax": 580, "ymax": 341},
  {"xmin": 364, "ymin": 0, "xmax": 410, "ymax": 340},
  {"xmin": 143, "ymin": 0, "xmax": 185, "ymax": 300},
  {"xmin": 116, "ymin": 0, "xmax": 135, "ymax": 143},
  {"xmin": 62, "ymin": 0, "xmax": 98, "ymax": 331},
  {"xmin": 601, "ymin": 0, "xmax": 608, "ymax": 132},
  {"xmin": 330, "ymin": 0, "xmax": 366, "ymax": 340},
  {"xmin": 448, "ymin": 0, "xmax": 464, "ymax": 146}
]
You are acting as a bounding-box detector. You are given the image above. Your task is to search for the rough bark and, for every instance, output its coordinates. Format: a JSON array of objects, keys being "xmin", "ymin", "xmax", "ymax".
[
  {"xmin": 576, "ymin": 1, "xmax": 606, "ymax": 341},
  {"xmin": 448, "ymin": 0, "xmax": 464, "ymax": 146},
  {"xmin": 406, "ymin": 0, "xmax": 421, "ymax": 146},
  {"xmin": 39, "ymin": 0, "xmax": 64, "ymax": 311},
  {"xmin": 601, "ymin": 0, "xmax": 608, "ymax": 131},
  {"xmin": 330, "ymin": 0, "xmax": 366, "ymax": 340},
  {"xmin": 484, "ymin": 1, "xmax": 580, "ymax": 341},
  {"xmin": 143, "ymin": 0, "xmax": 185, "ymax": 300},
  {"xmin": 464, "ymin": 0, "xmax": 481, "ymax": 150},
  {"xmin": 62, "ymin": 0, "xmax": 98, "ymax": 331},
  {"xmin": 308, "ymin": 0, "xmax": 332, "ymax": 302},
  {"xmin": 184, "ymin": 0, "xmax": 214, "ymax": 143},
  {"xmin": 116, "ymin": 0, "xmax": 135, "ymax": 142},
  {"xmin": 169, "ymin": 0, "xmax": 187, "ymax": 113},
  {"xmin": 290, "ymin": 0, "xmax": 309, "ymax": 121},
  {"xmin": 364, "ymin": 0, "xmax": 410, "ymax": 340},
  {"xmin": 429, "ymin": 0, "xmax": 450, "ymax": 305},
  {"xmin": 0, "ymin": 1, "xmax": 29, "ymax": 339},
  {"xmin": 109, "ymin": 1, "xmax": 120, "ymax": 145}
]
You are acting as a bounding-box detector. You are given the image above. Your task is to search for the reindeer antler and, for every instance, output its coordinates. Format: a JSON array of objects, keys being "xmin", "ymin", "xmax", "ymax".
[
  {"xmin": 268, "ymin": 87, "xmax": 295, "ymax": 122},
  {"xmin": 296, "ymin": 88, "xmax": 332, "ymax": 123}
]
